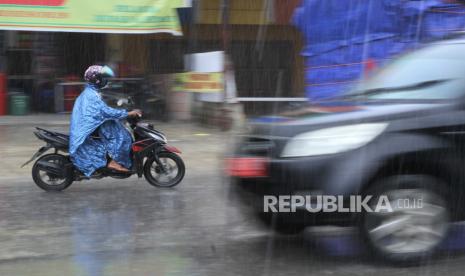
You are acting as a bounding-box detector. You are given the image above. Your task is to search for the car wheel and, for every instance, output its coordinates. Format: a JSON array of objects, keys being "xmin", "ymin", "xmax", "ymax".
[{"xmin": 360, "ymin": 175, "xmax": 450, "ymax": 265}]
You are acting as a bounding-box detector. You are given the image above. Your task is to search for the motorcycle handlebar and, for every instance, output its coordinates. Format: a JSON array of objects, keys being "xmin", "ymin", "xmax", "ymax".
[{"xmin": 126, "ymin": 114, "xmax": 141, "ymax": 127}]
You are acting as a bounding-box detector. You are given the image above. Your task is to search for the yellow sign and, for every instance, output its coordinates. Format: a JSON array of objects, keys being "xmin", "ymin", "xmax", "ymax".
[
  {"xmin": 0, "ymin": 0, "xmax": 185, "ymax": 34},
  {"xmin": 174, "ymin": 72, "xmax": 224, "ymax": 93}
]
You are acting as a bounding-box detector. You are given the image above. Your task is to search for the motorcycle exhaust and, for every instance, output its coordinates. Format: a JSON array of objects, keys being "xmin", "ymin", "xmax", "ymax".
[{"xmin": 36, "ymin": 160, "xmax": 67, "ymax": 178}]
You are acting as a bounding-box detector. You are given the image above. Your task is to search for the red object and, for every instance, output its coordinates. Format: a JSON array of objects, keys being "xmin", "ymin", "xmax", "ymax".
[
  {"xmin": 164, "ymin": 145, "xmax": 182, "ymax": 154},
  {"xmin": 63, "ymin": 86, "xmax": 80, "ymax": 112},
  {"xmin": 132, "ymin": 139, "xmax": 152, "ymax": 153},
  {"xmin": 0, "ymin": 73, "xmax": 7, "ymax": 116},
  {"xmin": 225, "ymin": 157, "xmax": 269, "ymax": 178},
  {"xmin": 65, "ymin": 75, "xmax": 79, "ymax": 82},
  {"xmin": 364, "ymin": 59, "xmax": 377, "ymax": 76},
  {"xmin": 0, "ymin": 0, "xmax": 65, "ymax": 6},
  {"xmin": 132, "ymin": 144, "xmax": 145, "ymax": 153},
  {"xmin": 275, "ymin": 0, "xmax": 302, "ymax": 25},
  {"xmin": 63, "ymin": 75, "xmax": 81, "ymax": 112},
  {"xmin": 133, "ymin": 143, "xmax": 182, "ymax": 154}
]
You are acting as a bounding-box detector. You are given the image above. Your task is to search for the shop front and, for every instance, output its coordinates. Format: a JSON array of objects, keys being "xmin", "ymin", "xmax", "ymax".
[{"xmin": 0, "ymin": 0, "xmax": 186, "ymax": 115}]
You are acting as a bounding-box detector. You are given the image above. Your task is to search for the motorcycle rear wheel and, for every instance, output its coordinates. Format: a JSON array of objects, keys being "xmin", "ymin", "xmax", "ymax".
[{"xmin": 32, "ymin": 154, "xmax": 74, "ymax": 192}]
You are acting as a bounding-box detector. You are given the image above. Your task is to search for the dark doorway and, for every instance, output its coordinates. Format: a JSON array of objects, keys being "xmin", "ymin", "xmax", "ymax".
[{"xmin": 61, "ymin": 33, "xmax": 105, "ymax": 77}]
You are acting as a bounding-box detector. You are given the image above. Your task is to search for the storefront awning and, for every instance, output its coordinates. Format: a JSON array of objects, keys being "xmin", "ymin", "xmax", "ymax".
[{"xmin": 0, "ymin": 0, "xmax": 187, "ymax": 34}]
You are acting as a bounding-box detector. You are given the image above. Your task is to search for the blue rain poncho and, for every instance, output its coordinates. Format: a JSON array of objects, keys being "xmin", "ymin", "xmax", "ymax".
[{"xmin": 69, "ymin": 85, "xmax": 132, "ymax": 176}]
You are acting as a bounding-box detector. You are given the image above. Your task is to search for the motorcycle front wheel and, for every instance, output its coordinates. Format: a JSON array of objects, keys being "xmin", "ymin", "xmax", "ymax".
[{"xmin": 144, "ymin": 152, "xmax": 185, "ymax": 188}]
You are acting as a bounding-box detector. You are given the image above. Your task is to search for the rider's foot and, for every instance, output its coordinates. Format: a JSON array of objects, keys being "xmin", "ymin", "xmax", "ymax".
[{"xmin": 107, "ymin": 160, "xmax": 129, "ymax": 173}]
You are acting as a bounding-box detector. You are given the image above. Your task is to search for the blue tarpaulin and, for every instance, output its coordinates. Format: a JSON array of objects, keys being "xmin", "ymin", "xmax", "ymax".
[{"xmin": 292, "ymin": 0, "xmax": 465, "ymax": 102}]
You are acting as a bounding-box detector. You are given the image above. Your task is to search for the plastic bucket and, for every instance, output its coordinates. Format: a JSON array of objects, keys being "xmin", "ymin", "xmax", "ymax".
[
  {"xmin": 8, "ymin": 93, "xmax": 30, "ymax": 115},
  {"xmin": 0, "ymin": 73, "xmax": 7, "ymax": 115}
]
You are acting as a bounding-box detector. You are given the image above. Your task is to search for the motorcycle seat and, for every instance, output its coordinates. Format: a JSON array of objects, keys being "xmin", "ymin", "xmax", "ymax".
[
  {"xmin": 35, "ymin": 127, "xmax": 103, "ymax": 149},
  {"xmin": 35, "ymin": 128, "xmax": 69, "ymax": 150}
]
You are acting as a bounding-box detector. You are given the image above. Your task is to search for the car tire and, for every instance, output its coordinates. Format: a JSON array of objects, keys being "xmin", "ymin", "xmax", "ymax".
[{"xmin": 360, "ymin": 175, "xmax": 450, "ymax": 265}]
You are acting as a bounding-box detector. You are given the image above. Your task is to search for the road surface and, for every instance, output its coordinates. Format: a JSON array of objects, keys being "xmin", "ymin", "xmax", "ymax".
[{"xmin": 0, "ymin": 115, "xmax": 464, "ymax": 275}]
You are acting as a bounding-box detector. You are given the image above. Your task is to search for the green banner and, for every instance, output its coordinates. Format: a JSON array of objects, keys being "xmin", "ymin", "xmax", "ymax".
[{"xmin": 0, "ymin": 0, "xmax": 185, "ymax": 34}]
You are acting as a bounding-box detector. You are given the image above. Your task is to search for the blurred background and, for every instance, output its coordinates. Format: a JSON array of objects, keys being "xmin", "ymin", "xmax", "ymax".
[
  {"xmin": 2, "ymin": 0, "xmax": 465, "ymax": 123},
  {"xmin": 0, "ymin": 0, "xmax": 305, "ymax": 126}
]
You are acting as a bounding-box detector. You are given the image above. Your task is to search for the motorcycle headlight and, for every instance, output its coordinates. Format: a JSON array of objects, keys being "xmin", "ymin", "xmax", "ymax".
[{"xmin": 281, "ymin": 123, "xmax": 388, "ymax": 158}]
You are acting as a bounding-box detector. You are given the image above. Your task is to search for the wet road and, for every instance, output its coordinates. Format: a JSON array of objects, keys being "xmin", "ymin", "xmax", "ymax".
[{"xmin": 1, "ymin": 117, "xmax": 465, "ymax": 275}]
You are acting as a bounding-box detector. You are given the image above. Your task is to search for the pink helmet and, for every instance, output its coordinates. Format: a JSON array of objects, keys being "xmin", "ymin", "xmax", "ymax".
[{"xmin": 84, "ymin": 65, "xmax": 115, "ymax": 88}]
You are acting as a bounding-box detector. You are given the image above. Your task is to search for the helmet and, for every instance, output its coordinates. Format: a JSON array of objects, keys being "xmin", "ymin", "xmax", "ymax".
[{"xmin": 84, "ymin": 65, "xmax": 115, "ymax": 89}]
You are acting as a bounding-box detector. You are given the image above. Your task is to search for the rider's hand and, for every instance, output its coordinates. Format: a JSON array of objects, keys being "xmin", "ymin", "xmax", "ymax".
[{"xmin": 128, "ymin": 109, "xmax": 142, "ymax": 118}]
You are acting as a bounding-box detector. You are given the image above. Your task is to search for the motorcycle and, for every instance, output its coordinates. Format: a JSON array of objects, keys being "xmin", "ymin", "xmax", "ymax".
[{"xmin": 22, "ymin": 115, "xmax": 185, "ymax": 191}]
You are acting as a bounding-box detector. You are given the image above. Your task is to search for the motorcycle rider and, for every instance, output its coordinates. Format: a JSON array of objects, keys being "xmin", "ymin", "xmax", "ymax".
[{"xmin": 69, "ymin": 65, "xmax": 142, "ymax": 176}]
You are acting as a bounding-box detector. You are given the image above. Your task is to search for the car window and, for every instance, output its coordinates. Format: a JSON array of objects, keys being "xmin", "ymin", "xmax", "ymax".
[{"xmin": 350, "ymin": 43, "xmax": 465, "ymax": 100}]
